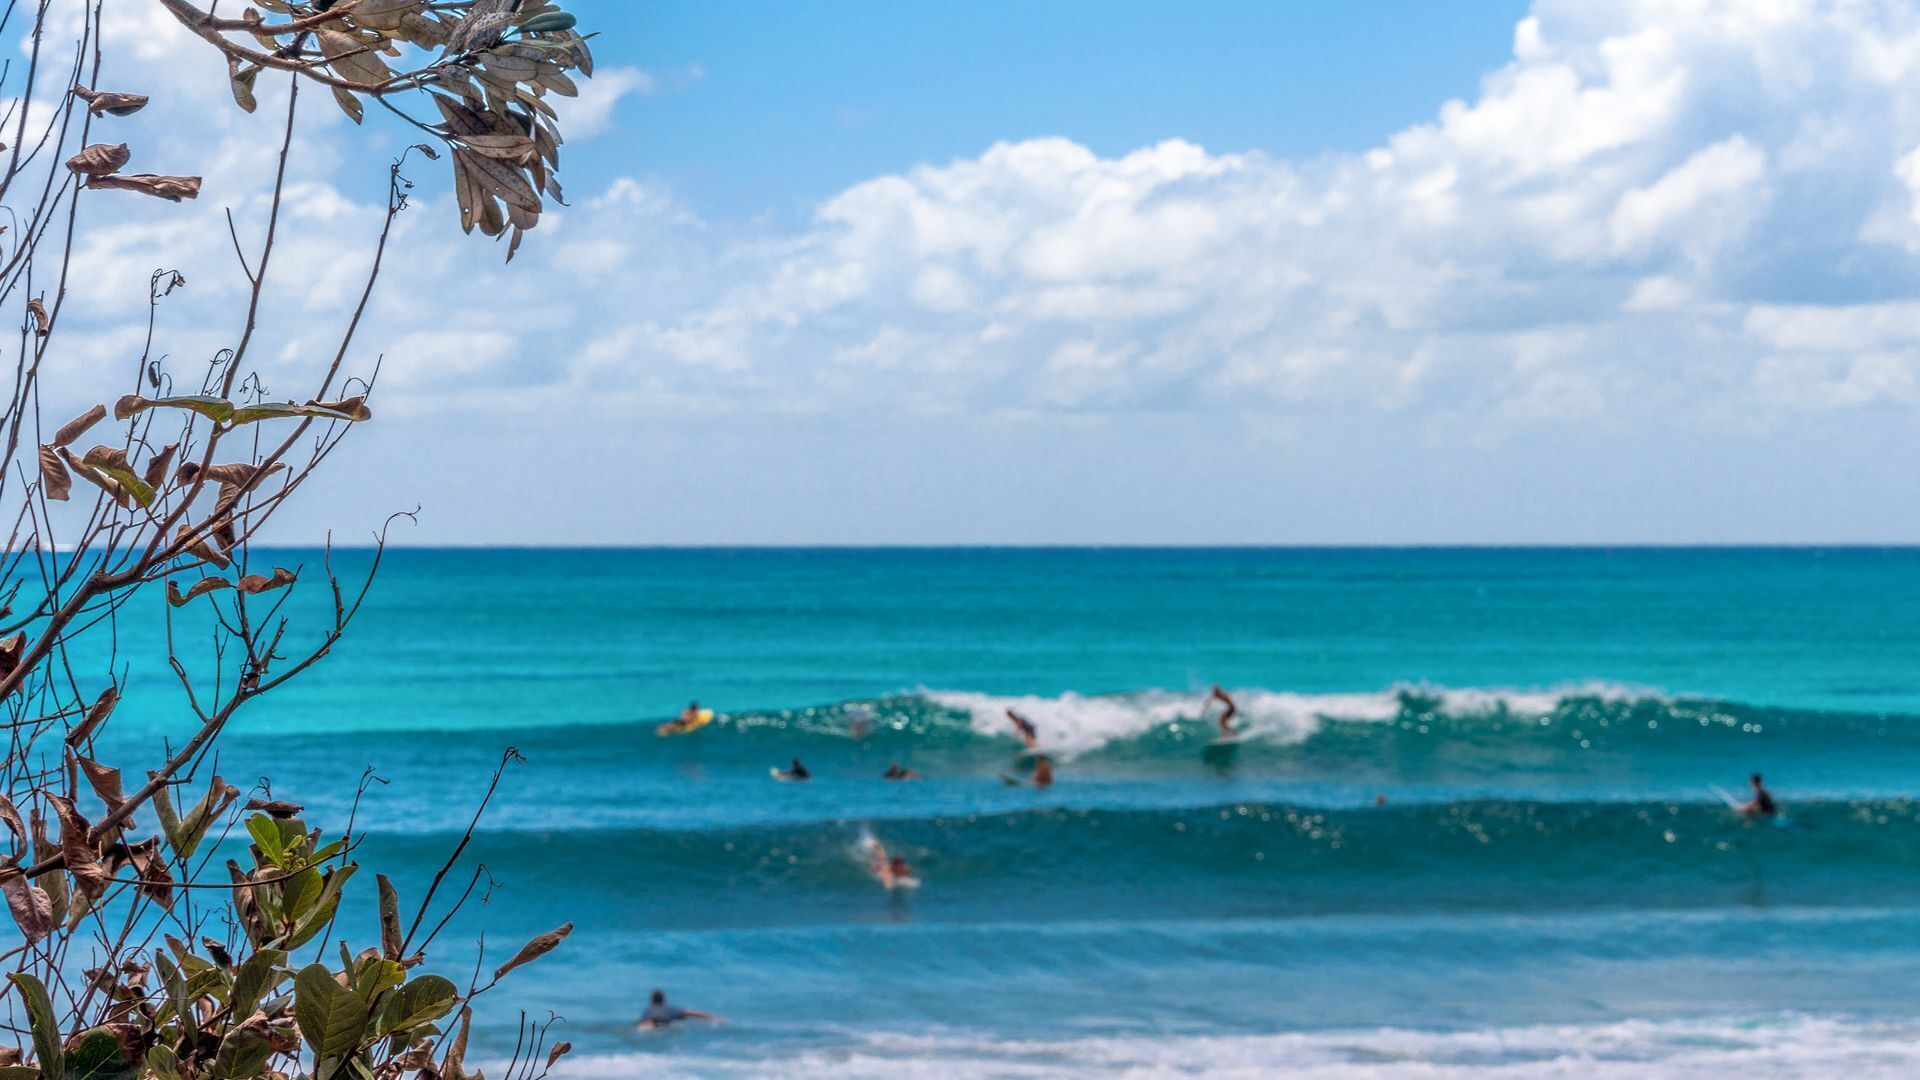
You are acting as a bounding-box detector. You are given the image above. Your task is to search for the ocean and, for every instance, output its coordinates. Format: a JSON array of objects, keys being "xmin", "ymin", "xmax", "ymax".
[{"xmin": 84, "ymin": 547, "xmax": 1920, "ymax": 1076}]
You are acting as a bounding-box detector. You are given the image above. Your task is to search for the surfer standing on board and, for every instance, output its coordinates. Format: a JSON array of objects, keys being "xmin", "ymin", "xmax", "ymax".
[
  {"xmin": 638, "ymin": 988, "xmax": 722, "ymax": 1030},
  {"xmin": 1006, "ymin": 708, "xmax": 1039, "ymax": 751},
  {"xmin": 1209, "ymin": 685, "xmax": 1241, "ymax": 737},
  {"xmin": 1739, "ymin": 773, "xmax": 1778, "ymax": 817}
]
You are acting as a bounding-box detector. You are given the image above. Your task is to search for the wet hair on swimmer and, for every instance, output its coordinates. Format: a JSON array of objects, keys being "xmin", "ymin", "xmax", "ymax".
[
  {"xmin": 1751, "ymin": 773, "xmax": 1763, "ymax": 784},
  {"xmin": 651, "ymin": 989, "xmax": 665, "ymax": 1004}
]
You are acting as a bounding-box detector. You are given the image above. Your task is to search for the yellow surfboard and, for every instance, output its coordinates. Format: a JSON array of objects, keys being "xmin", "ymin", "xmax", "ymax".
[{"xmin": 656, "ymin": 708, "xmax": 714, "ymax": 737}]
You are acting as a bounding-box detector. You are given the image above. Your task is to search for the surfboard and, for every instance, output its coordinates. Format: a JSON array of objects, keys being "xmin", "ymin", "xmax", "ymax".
[
  {"xmin": 655, "ymin": 708, "xmax": 714, "ymax": 737},
  {"xmin": 769, "ymin": 767, "xmax": 805, "ymax": 782},
  {"xmin": 1708, "ymin": 784, "xmax": 1744, "ymax": 811},
  {"xmin": 1202, "ymin": 735, "xmax": 1242, "ymax": 765}
]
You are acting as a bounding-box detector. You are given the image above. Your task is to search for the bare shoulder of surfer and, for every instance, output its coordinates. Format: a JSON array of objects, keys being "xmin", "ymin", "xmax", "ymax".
[
  {"xmin": 1210, "ymin": 684, "xmax": 1239, "ymax": 736},
  {"xmin": 1740, "ymin": 772, "xmax": 1778, "ymax": 817},
  {"xmin": 638, "ymin": 988, "xmax": 721, "ymax": 1029},
  {"xmin": 1006, "ymin": 708, "xmax": 1038, "ymax": 749},
  {"xmin": 882, "ymin": 762, "xmax": 921, "ymax": 780},
  {"xmin": 1032, "ymin": 755, "xmax": 1054, "ymax": 789}
]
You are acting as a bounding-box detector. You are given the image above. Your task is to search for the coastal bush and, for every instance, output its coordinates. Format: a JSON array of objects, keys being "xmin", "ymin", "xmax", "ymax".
[{"xmin": 0, "ymin": 1, "xmax": 592, "ymax": 1076}]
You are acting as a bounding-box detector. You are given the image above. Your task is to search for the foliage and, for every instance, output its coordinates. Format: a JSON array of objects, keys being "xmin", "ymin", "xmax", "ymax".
[{"xmin": 0, "ymin": 1, "xmax": 596, "ymax": 1076}]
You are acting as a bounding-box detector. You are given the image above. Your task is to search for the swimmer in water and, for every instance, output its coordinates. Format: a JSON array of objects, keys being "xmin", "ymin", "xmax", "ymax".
[
  {"xmin": 1032, "ymin": 755, "xmax": 1054, "ymax": 789},
  {"xmin": 882, "ymin": 762, "xmax": 921, "ymax": 780},
  {"xmin": 1209, "ymin": 685, "xmax": 1240, "ymax": 737},
  {"xmin": 1006, "ymin": 708, "xmax": 1038, "ymax": 751},
  {"xmin": 638, "ymin": 988, "xmax": 721, "ymax": 1030},
  {"xmin": 1739, "ymin": 772, "xmax": 1778, "ymax": 817},
  {"xmin": 866, "ymin": 837, "xmax": 916, "ymax": 889},
  {"xmin": 773, "ymin": 758, "xmax": 810, "ymax": 781}
]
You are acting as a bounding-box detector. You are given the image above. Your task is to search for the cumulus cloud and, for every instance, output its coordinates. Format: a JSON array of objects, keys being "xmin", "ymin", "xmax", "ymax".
[{"xmin": 38, "ymin": 0, "xmax": 1920, "ymax": 541}]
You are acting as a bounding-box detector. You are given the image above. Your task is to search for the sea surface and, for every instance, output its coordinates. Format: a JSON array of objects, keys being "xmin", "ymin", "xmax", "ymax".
[{"xmin": 78, "ymin": 548, "xmax": 1920, "ymax": 1076}]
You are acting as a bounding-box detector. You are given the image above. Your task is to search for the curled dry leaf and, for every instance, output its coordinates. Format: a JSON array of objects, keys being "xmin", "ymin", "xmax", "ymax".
[
  {"xmin": 79, "ymin": 446, "xmax": 156, "ymax": 508},
  {"xmin": 167, "ymin": 577, "xmax": 233, "ymax": 607},
  {"xmin": 47, "ymin": 794, "xmax": 110, "ymax": 902},
  {"xmin": 67, "ymin": 142, "xmax": 130, "ymax": 177},
  {"xmin": 142, "ymin": 442, "xmax": 178, "ymax": 488},
  {"xmin": 54, "ymin": 403, "xmax": 105, "ymax": 447},
  {"xmin": 547, "ymin": 1042, "xmax": 573, "ymax": 1068},
  {"xmin": 176, "ymin": 523, "xmax": 231, "ymax": 569},
  {"xmin": 86, "ymin": 173, "xmax": 202, "ymax": 202},
  {"xmin": 25, "ymin": 297, "xmax": 48, "ymax": 336},
  {"xmin": 493, "ymin": 921, "xmax": 572, "ymax": 980},
  {"xmin": 38, "ymin": 444, "xmax": 71, "ymax": 501},
  {"xmin": 0, "ymin": 867, "xmax": 54, "ymax": 944},
  {"xmin": 317, "ymin": 28, "xmax": 395, "ymax": 87},
  {"xmin": 245, "ymin": 798, "xmax": 303, "ymax": 819},
  {"xmin": 72, "ymin": 86, "xmax": 149, "ymax": 116},
  {"xmin": 227, "ymin": 56, "xmax": 259, "ymax": 114},
  {"xmin": 0, "ymin": 795, "xmax": 24, "ymax": 854},
  {"xmin": 237, "ymin": 567, "xmax": 297, "ymax": 595},
  {"xmin": 66, "ymin": 685, "xmax": 119, "ymax": 747},
  {"xmin": 117, "ymin": 393, "xmax": 234, "ymax": 423},
  {"xmin": 0, "ymin": 633, "xmax": 22, "ymax": 685},
  {"xmin": 446, "ymin": 0, "xmax": 515, "ymax": 53}
]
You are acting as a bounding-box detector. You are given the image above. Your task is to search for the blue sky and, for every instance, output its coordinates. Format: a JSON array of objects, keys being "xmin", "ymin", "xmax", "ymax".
[{"xmin": 55, "ymin": 1, "xmax": 1920, "ymax": 544}]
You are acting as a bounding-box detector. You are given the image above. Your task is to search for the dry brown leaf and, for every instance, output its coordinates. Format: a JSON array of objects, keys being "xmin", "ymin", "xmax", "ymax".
[
  {"xmin": 39, "ymin": 444, "xmax": 71, "ymax": 501},
  {"xmin": 77, "ymin": 758, "xmax": 129, "ymax": 823},
  {"xmin": 176, "ymin": 523, "xmax": 230, "ymax": 569},
  {"xmin": 317, "ymin": 28, "xmax": 395, "ymax": 87},
  {"xmin": 142, "ymin": 443, "xmax": 177, "ymax": 489},
  {"xmin": 67, "ymin": 142, "xmax": 130, "ymax": 177},
  {"xmin": 0, "ymin": 795, "xmax": 25, "ymax": 853},
  {"xmin": 47, "ymin": 794, "xmax": 109, "ymax": 902},
  {"xmin": 86, "ymin": 173, "xmax": 202, "ymax": 202},
  {"xmin": 54, "ymin": 404, "xmax": 104, "ymax": 446},
  {"xmin": 237, "ymin": 567, "xmax": 296, "ymax": 595},
  {"xmin": 72, "ymin": 86, "xmax": 149, "ymax": 116},
  {"xmin": 25, "ymin": 297, "xmax": 48, "ymax": 336},
  {"xmin": 547, "ymin": 1042, "xmax": 572, "ymax": 1068},
  {"xmin": 167, "ymin": 577, "xmax": 234, "ymax": 606},
  {"xmin": 0, "ymin": 867, "xmax": 53, "ymax": 943},
  {"xmin": 493, "ymin": 921, "xmax": 571, "ymax": 980},
  {"xmin": 67, "ymin": 685, "xmax": 118, "ymax": 747}
]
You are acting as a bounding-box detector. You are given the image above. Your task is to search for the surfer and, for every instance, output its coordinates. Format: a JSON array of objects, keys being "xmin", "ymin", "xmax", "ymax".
[
  {"xmin": 1739, "ymin": 772, "xmax": 1778, "ymax": 817},
  {"xmin": 866, "ymin": 837, "xmax": 916, "ymax": 889},
  {"xmin": 882, "ymin": 762, "xmax": 921, "ymax": 780},
  {"xmin": 638, "ymin": 988, "xmax": 721, "ymax": 1030},
  {"xmin": 1209, "ymin": 685, "xmax": 1241, "ymax": 737},
  {"xmin": 1006, "ymin": 708, "xmax": 1039, "ymax": 751},
  {"xmin": 1032, "ymin": 754, "xmax": 1054, "ymax": 789},
  {"xmin": 659, "ymin": 700, "xmax": 710, "ymax": 735},
  {"xmin": 774, "ymin": 758, "xmax": 811, "ymax": 782}
]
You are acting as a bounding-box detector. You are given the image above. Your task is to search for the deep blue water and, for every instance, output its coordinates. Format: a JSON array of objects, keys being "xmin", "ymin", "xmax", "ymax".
[{"xmin": 70, "ymin": 548, "xmax": 1920, "ymax": 1075}]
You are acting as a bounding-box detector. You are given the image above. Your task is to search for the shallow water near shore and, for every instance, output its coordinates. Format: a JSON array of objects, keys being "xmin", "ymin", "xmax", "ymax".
[{"xmin": 78, "ymin": 547, "xmax": 1920, "ymax": 1074}]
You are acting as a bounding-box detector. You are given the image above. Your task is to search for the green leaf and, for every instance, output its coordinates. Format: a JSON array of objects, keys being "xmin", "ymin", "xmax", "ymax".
[
  {"xmin": 155, "ymin": 953, "xmax": 196, "ymax": 1042},
  {"xmin": 208, "ymin": 1030, "xmax": 269, "ymax": 1080},
  {"xmin": 383, "ymin": 975, "xmax": 458, "ymax": 1035},
  {"xmin": 62, "ymin": 1029, "xmax": 134, "ymax": 1080},
  {"xmin": 7, "ymin": 973, "xmax": 62, "ymax": 1080},
  {"xmin": 293, "ymin": 964, "xmax": 369, "ymax": 1062},
  {"xmin": 245, "ymin": 814, "xmax": 287, "ymax": 867},
  {"xmin": 283, "ymin": 864, "xmax": 356, "ymax": 949},
  {"xmin": 113, "ymin": 394, "xmax": 235, "ymax": 424},
  {"xmin": 354, "ymin": 958, "xmax": 405, "ymax": 1007},
  {"xmin": 229, "ymin": 947, "xmax": 287, "ymax": 1017},
  {"xmin": 144, "ymin": 1044, "xmax": 182, "ymax": 1080},
  {"xmin": 518, "ymin": 11, "xmax": 577, "ymax": 33}
]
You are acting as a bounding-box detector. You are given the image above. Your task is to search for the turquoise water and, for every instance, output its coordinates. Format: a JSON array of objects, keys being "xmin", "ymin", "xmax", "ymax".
[{"xmin": 83, "ymin": 548, "xmax": 1920, "ymax": 1075}]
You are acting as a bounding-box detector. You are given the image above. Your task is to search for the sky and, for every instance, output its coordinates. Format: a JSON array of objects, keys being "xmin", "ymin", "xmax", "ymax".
[{"xmin": 37, "ymin": 0, "xmax": 1920, "ymax": 544}]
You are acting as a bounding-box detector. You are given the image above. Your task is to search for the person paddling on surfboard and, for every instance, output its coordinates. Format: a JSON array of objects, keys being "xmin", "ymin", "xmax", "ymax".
[
  {"xmin": 1006, "ymin": 708, "xmax": 1039, "ymax": 751},
  {"xmin": 1739, "ymin": 772, "xmax": 1778, "ymax": 817},
  {"xmin": 1209, "ymin": 685, "xmax": 1242, "ymax": 737},
  {"xmin": 638, "ymin": 988, "xmax": 722, "ymax": 1030},
  {"xmin": 773, "ymin": 757, "xmax": 810, "ymax": 781},
  {"xmin": 1032, "ymin": 754, "xmax": 1054, "ymax": 789},
  {"xmin": 882, "ymin": 762, "xmax": 920, "ymax": 780}
]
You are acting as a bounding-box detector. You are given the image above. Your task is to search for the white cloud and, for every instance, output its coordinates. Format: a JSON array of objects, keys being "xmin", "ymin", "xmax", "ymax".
[{"xmin": 41, "ymin": 0, "xmax": 1920, "ymax": 541}]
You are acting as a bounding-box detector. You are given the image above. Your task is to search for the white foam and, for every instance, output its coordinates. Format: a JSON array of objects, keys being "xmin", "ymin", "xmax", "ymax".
[
  {"xmin": 922, "ymin": 682, "xmax": 1659, "ymax": 757},
  {"xmin": 539, "ymin": 1013, "xmax": 1920, "ymax": 1079}
]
